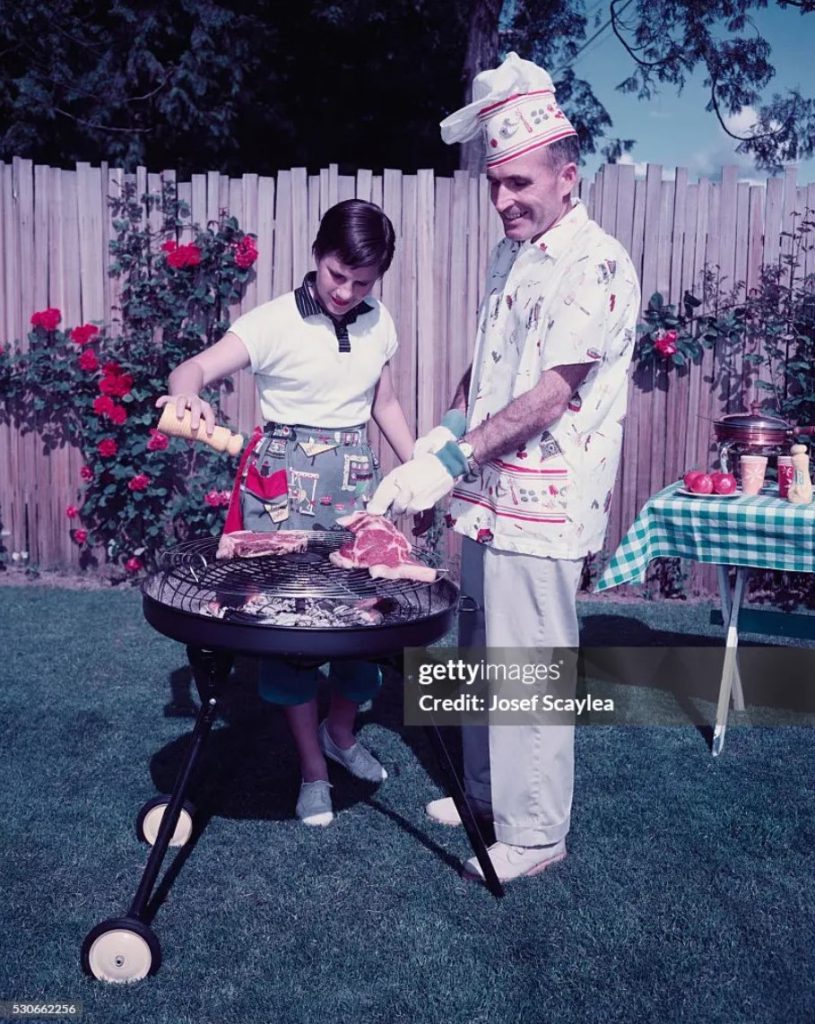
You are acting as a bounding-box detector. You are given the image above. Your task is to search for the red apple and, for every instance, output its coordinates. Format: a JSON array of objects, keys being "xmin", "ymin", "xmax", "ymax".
[
  {"xmin": 711, "ymin": 471, "xmax": 737, "ymax": 495},
  {"xmin": 683, "ymin": 470, "xmax": 704, "ymax": 490},
  {"xmin": 690, "ymin": 473, "xmax": 714, "ymax": 494}
]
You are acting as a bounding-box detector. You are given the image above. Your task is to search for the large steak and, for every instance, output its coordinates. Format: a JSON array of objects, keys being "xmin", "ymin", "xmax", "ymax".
[
  {"xmin": 216, "ymin": 530, "xmax": 311, "ymax": 560},
  {"xmin": 330, "ymin": 512, "xmax": 437, "ymax": 583}
]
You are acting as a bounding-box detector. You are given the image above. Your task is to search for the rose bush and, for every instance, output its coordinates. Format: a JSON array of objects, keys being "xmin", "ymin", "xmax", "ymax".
[{"xmin": 0, "ymin": 181, "xmax": 258, "ymax": 576}]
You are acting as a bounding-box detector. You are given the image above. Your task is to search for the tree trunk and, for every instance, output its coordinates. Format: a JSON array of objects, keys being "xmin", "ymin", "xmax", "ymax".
[{"xmin": 459, "ymin": 0, "xmax": 503, "ymax": 173}]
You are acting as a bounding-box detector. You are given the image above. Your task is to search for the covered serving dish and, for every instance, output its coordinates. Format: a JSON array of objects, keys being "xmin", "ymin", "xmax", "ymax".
[{"xmin": 713, "ymin": 404, "xmax": 815, "ymax": 476}]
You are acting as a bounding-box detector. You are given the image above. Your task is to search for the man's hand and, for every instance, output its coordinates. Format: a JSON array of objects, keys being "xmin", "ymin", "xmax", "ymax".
[
  {"xmin": 413, "ymin": 424, "xmax": 457, "ymax": 458},
  {"xmin": 413, "ymin": 410, "xmax": 466, "ymax": 457},
  {"xmin": 367, "ymin": 454, "xmax": 456, "ymax": 515}
]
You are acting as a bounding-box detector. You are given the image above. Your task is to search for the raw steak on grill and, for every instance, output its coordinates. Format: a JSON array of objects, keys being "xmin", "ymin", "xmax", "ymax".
[
  {"xmin": 330, "ymin": 512, "xmax": 437, "ymax": 583},
  {"xmin": 216, "ymin": 529, "xmax": 311, "ymax": 560}
]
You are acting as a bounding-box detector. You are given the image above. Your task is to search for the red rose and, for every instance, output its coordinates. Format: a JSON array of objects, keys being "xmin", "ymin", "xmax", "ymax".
[
  {"xmin": 30, "ymin": 308, "xmax": 62, "ymax": 331},
  {"xmin": 160, "ymin": 240, "xmax": 178, "ymax": 253},
  {"xmin": 102, "ymin": 361, "xmax": 122, "ymax": 375},
  {"xmin": 166, "ymin": 243, "xmax": 201, "ymax": 269},
  {"xmin": 124, "ymin": 556, "xmax": 143, "ymax": 573},
  {"xmin": 128, "ymin": 473, "xmax": 150, "ymax": 492},
  {"xmin": 204, "ymin": 490, "xmax": 222, "ymax": 507},
  {"xmin": 79, "ymin": 349, "xmax": 99, "ymax": 372},
  {"xmin": 233, "ymin": 236, "xmax": 258, "ymax": 269},
  {"xmin": 97, "ymin": 438, "xmax": 118, "ymax": 457},
  {"xmin": 98, "ymin": 369, "xmax": 133, "ymax": 398},
  {"xmin": 654, "ymin": 332, "xmax": 678, "ymax": 358},
  {"xmin": 184, "ymin": 244, "xmax": 202, "ymax": 267},
  {"xmin": 147, "ymin": 429, "xmax": 169, "ymax": 452},
  {"xmin": 109, "ymin": 405, "xmax": 127, "ymax": 425},
  {"xmin": 93, "ymin": 395, "xmax": 115, "ymax": 417},
  {"xmin": 70, "ymin": 324, "xmax": 99, "ymax": 346},
  {"xmin": 66, "ymin": 505, "xmax": 79, "ymax": 519},
  {"xmin": 74, "ymin": 529, "xmax": 88, "ymax": 545},
  {"xmin": 80, "ymin": 466, "xmax": 94, "ymax": 481},
  {"xmin": 662, "ymin": 329, "xmax": 678, "ymax": 344}
]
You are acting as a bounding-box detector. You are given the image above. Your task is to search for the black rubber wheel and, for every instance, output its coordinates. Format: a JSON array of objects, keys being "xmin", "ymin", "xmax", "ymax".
[{"xmin": 81, "ymin": 916, "xmax": 162, "ymax": 983}]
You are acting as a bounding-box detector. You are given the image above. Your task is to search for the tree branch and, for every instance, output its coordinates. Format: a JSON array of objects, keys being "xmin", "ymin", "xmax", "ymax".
[
  {"xmin": 707, "ymin": 69, "xmax": 793, "ymax": 143},
  {"xmin": 124, "ymin": 66, "xmax": 176, "ymax": 104},
  {"xmin": 609, "ymin": 0, "xmax": 672, "ymax": 68},
  {"xmin": 53, "ymin": 107, "xmax": 153, "ymax": 133}
]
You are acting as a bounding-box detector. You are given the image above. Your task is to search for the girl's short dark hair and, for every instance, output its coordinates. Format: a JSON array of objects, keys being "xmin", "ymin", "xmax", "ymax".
[{"xmin": 312, "ymin": 199, "xmax": 396, "ymax": 276}]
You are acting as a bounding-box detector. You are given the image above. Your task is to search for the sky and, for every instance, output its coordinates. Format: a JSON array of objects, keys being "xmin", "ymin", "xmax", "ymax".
[{"xmin": 567, "ymin": 3, "xmax": 815, "ymax": 186}]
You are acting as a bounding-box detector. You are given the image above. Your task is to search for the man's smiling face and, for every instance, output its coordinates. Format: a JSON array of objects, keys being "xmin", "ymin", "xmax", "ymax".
[{"xmin": 487, "ymin": 148, "xmax": 577, "ymax": 243}]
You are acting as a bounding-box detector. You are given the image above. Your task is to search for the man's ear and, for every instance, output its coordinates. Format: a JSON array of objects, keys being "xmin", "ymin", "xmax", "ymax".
[{"xmin": 560, "ymin": 162, "xmax": 578, "ymax": 197}]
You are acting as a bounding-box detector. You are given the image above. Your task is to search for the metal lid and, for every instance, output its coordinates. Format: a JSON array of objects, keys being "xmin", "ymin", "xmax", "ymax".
[
  {"xmin": 713, "ymin": 403, "xmax": 791, "ymax": 439},
  {"xmin": 716, "ymin": 404, "xmax": 790, "ymax": 430}
]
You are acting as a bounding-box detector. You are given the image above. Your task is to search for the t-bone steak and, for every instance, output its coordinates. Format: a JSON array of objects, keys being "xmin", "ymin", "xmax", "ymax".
[
  {"xmin": 330, "ymin": 512, "xmax": 437, "ymax": 582},
  {"xmin": 216, "ymin": 530, "xmax": 311, "ymax": 560}
]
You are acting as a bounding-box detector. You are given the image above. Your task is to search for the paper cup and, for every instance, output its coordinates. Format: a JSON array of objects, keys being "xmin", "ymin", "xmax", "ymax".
[
  {"xmin": 777, "ymin": 456, "xmax": 794, "ymax": 499},
  {"xmin": 740, "ymin": 455, "xmax": 768, "ymax": 495}
]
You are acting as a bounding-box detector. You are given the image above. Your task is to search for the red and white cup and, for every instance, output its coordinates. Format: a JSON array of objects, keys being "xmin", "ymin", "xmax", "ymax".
[{"xmin": 777, "ymin": 456, "xmax": 794, "ymax": 499}]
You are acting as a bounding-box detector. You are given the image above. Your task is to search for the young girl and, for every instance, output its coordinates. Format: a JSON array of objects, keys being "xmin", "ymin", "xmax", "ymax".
[{"xmin": 156, "ymin": 200, "xmax": 413, "ymax": 826}]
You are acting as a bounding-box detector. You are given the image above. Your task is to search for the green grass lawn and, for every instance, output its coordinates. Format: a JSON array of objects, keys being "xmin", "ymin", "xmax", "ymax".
[{"xmin": 0, "ymin": 584, "xmax": 813, "ymax": 1024}]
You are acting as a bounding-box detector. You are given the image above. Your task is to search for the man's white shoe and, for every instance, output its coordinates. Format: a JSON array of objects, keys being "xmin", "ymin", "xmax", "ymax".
[
  {"xmin": 426, "ymin": 796, "xmax": 491, "ymax": 826},
  {"xmin": 463, "ymin": 840, "xmax": 566, "ymax": 883}
]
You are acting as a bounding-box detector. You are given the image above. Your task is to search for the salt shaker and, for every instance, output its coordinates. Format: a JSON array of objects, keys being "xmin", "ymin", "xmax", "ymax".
[{"xmin": 787, "ymin": 444, "xmax": 813, "ymax": 504}]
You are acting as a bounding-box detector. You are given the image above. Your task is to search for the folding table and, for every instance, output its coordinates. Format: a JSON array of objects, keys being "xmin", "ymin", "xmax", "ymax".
[{"xmin": 596, "ymin": 482, "xmax": 815, "ymax": 755}]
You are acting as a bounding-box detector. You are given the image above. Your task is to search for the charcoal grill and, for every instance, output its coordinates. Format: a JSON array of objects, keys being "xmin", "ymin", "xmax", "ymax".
[
  {"xmin": 81, "ymin": 533, "xmax": 501, "ymax": 983},
  {"xmin": 142, "ymin": 532, "xmax": 459, "ymax": 658}
]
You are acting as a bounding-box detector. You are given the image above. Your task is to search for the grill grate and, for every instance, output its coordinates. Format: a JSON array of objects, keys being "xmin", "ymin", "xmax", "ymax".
[{"xmin": 143, "ymin": 534, "xmax": 452, "ymax": 629}]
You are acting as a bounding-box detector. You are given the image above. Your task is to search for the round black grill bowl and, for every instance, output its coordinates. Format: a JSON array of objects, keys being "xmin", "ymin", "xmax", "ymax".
[{"xmin": 142, "ymin": 535, "xmax": 458, "ymax": 658}]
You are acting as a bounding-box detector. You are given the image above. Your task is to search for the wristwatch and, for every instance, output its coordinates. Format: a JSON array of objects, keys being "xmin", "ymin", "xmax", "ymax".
[{"xmin": 457, "ymin": 440, "xmax": 480, "ymax": 480}]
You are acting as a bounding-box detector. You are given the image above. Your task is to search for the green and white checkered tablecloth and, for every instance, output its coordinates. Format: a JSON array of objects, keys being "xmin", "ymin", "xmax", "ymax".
[{"xmin": 596, "ymin": 482, "xmax": 815, "ymax": 591}]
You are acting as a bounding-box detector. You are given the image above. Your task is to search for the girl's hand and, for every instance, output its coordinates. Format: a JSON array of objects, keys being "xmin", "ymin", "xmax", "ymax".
[{"xmin": 155, "ymin": 393, "xmax": 215, "ymax": 434}]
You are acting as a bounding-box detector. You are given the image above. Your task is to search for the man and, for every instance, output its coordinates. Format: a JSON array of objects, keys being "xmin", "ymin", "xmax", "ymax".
[{"xmin": 368, "ymin": 53, "xmax": 640, "ymax": 883}]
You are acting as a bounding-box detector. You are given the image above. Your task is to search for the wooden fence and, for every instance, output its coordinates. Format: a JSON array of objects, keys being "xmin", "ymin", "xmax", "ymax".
[{"xmin": 1, "ymin": 157, "xmax": 814, "ymax": 584}]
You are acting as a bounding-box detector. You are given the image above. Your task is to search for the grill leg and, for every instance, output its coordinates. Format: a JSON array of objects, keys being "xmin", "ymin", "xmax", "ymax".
[
  {"xmin": 127, "ymin": 648, "xmax": 232, "ymax": 920},
  {"xmin": 423, "ymin": 722, "xmax": 504, "ymax": 898}
]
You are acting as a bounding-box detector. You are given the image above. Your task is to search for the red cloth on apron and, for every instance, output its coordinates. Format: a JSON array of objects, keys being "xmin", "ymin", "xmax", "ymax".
[{"xmin": 223, "ymin": 426, "xmax": 264, "ymax": 534}]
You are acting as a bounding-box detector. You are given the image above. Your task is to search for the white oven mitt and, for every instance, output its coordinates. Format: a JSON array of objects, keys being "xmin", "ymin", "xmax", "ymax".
[
  {"xmin": 367, "ymin": 445, "xmax": 467, "ymax": 515},
  {"xmin": 413, "ymin": 409, "xmax": 467, "ymax": 458}
]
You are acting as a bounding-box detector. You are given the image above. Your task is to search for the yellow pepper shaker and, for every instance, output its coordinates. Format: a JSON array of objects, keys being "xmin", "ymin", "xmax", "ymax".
[
  {"xmin": 787, "ymin": 443, "xmax": 813, "ymax": 504},
  {"xmin": 156, "ymin": 405, "xmax": 244, "ymax": 455}
]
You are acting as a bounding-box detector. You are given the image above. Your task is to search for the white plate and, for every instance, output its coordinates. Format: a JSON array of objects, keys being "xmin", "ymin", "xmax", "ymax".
[{"xmin": 675, "ymin": 487, "xmax": 743, "ymax": 499}]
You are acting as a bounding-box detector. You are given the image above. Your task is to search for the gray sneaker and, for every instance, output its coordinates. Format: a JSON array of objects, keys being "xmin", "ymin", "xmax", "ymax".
[
  {"xmin": 296, "ymin": 780, "xmax": 334, "ymax": 826},
  {"xmin": 318, "ymin": 720, "xmax": 388, "ymax": 783}
]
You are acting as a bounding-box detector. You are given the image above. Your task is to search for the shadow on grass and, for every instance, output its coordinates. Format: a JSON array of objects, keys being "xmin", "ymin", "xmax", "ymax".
[{"xmin": 140, "ymin": 655, "xmax": 470, "ymax": 909}]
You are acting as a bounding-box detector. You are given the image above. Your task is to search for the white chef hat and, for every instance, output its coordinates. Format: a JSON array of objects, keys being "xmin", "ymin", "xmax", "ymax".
[{"xmin": 440, "ymin": 51, "xmax": 577, "ymax": 167}]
